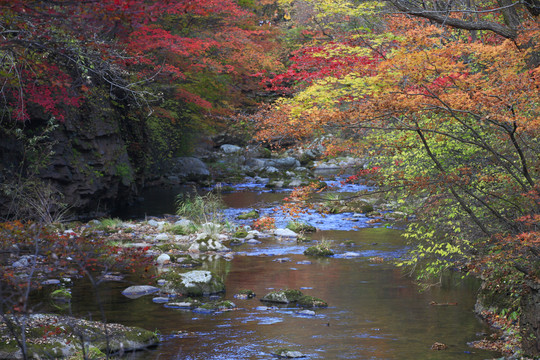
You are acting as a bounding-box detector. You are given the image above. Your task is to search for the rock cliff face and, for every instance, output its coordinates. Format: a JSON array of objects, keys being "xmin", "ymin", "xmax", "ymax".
[
  {"xmin": 0, "ymin": 103, "xmax": 137, "ymax": 220},
  {"xmin": 43, "ymin": 112, "xmax": 136, "ymax": 218}
]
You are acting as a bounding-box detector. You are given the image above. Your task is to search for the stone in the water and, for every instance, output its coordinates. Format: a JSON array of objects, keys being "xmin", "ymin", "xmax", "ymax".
[
  {"xmin": 273, "ymin": 349, "xmax": 306, "ymax": 358},
  {"xmin": 274, "ymin": 257, "xmax": 291, "ymax": 263},
  {"xmin": 296, "ymin": 261, "xmax": 312, "ymax": 265},
  {"xmin": 121, "ymin": 285, "xmax": 159, "ymax": 299},
  {"xmin": 163, "ymin": 270, "xmax": 225, "ymax": 296},
  {"xmin": 297, "ymin": 295, "xmax": 328, "ymax": 308},
  {"xmin": 261, "ymin": 289, "xmax": 303, "ymax": 304},
  {"xmin": 234, "ymin": 289, "xmax": 256, "ymax": 299}
]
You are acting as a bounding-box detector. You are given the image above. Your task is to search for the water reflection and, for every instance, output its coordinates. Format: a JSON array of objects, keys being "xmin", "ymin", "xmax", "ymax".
[
  {"xmin": 106, "ymin": 181, "xmax": 498, "ymax": 359},
  {"xmin": 69, "ymin": 229, "xmax": 498, "ymax": 360}
]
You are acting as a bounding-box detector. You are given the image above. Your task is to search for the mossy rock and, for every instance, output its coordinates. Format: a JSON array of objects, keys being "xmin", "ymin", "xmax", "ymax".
[
  {"xmin": 297, "ymin": 295, "xmax": 328, "ymax": 308},
  {"xmin": 0, "ymin": 314, "xmax": 159, "ymax": 359},
  {"xmin": 237, "ymin": 210, "xmax": 260, "ymax": 220},
  {"xmin": 286, "ymin": 221, "xmax": 316, "ymax": 233},
  {"xmin": 304, "ymin": 245, "xmax": 334, "ymax": 257},
  {"xmin": 175, "ymin": 255, "xmax": 203, "ymax": 268},
  {"xmin": 347, "ymin": 200, "xmax": 374, "ymax": 214},
  {"xmin": 260, "ymin": 147, "xmax": 272, "ymax": 158},
  {"xmin": 234, "ymin": 229, "xmax": 249, "ymax": 238},
  {"xmin": 50, "ymin": 288, "xmax": 72, "ymax": 301},
  {"xmin": 235, "ymin": 289, "xmax": 256, "ymax": 299},
  {"xmin": 162, "ymin": 270, "xmax": 225, "ymax": 296},
  {"xmin": 199, "ymin": 300, "xmax": 236, "ymax": 311},
  {"xmin": 261, "ymin": 289, "xmax": 303, "ymax": 304}
]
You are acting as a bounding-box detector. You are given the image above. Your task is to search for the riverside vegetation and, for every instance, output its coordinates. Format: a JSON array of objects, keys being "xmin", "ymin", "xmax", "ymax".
[{"xmin": 1, "ymin": 0, "xmax": 539, "ymax": 358}]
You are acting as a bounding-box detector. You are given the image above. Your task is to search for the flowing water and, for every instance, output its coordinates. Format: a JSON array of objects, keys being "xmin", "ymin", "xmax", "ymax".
[{"xmin": 88, "ymin": 181, "xmax": 499, "ymax": 359}]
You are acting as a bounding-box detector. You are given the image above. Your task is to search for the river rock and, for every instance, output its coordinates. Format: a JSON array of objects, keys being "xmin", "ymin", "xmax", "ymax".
[
  {"xmin": 274, "ymin": 228, "xmax": 298, "ymax": 238},
  {"xmin": 12, "ymin": 259, "xmax": 29, "ymax": 268},
  {"xmin": 156, "ymin": 254, "xmax": 171, "ymax": 265},
  {"xmin": 342, "ymin": 252, "xmax": 362, "ymax": 258},
  {"xmin": 261, "ymin": 289, "xmax": 303, "ymax": 304},
  {"xmin": 154, "ymin": 233, "xmax": 169, "ymax": 241},
  {"xmin": 245, "ymin": 158, "xmax": 267, "ymax": 170},
  {"xmin": 220, "ymin": 144, "xmax": 242, "ymax": 154},
  {"xmin": 164, "ymin": 270, "xmax": 225, "ymax": 296},
  {"xmin": 174, "ymin": 218, "xmax": 192, "ymax": 227},
  {"xmin": 272, "ymin": 349, "xmax": 306, "ymax": 358},
  {"xmin": 121, "ymin": 285, "xmax": 160, "ymax": 299},
  {"xmin": 146, "ymin": 219, "xmax": 158, "ymax": 227},
  {"xmin": 268, "ymin": 157, "xmax": 300, "ymax": 169},
  {"xmin": 0, "ymin": 314, "xmax": 159, "ymax": 359},
  {"xmin": 171, "ymin": 157, "xmax": 210, "ymax": 180},
  {"xmin": 263, "ymin": 166, "xmax": 280, "ymax": 174}
]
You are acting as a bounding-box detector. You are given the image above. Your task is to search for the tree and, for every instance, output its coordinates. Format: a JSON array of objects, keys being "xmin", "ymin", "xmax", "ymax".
[
  {"xmin": 0, "ymin": 0, "xmax": 285, "ymax": 217},
  {"xmin": 255, "ymin": 0, "xmax": 539, "ymax": 354}
]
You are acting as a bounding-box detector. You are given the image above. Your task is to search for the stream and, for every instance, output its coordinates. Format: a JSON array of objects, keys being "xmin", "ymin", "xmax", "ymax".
[{"xmin": 84, "ymin": 180, "xmax": 499, "ymax": 359}]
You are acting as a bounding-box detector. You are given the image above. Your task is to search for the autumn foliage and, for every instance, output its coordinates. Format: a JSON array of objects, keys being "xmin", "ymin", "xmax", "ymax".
[
  {"xmin": 0, "ymin": 0, "xmax": 283, "ymax": 124},
  {"xmin": 255, "ymin": 1, "xmax": 539, "ymax": 349}
]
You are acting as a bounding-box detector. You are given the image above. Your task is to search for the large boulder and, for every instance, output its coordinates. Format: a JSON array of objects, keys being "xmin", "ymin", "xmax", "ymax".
[{"xmin": 170, "ymin": 157, "xmax": 210, "ymax": 181}]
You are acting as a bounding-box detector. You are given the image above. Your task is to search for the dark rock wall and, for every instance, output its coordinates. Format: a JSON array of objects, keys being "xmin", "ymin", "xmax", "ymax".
[
  {"xmin": 43, "ymin": 112, "xmax": 136, "ymax": 218},
  {"xmin": 0, "ymin": 100, "xmax": 137, "ymax": 220}
]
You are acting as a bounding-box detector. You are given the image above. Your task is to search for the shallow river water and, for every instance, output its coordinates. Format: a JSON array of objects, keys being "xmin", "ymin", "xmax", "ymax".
[{"xmin": 96, "ymin": 181, "xmax": 500, "ymax": 359}]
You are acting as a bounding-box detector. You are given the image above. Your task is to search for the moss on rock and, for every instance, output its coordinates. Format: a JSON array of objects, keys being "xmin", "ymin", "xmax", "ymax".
[
  {"xmin": 286, "ymin": 221, "xmax": 316, "ymax": 233},
  {"xmin": 304, "ymin": 245, "xmax": 334, "ymax": 257},
  {"xmin": 0, "ymin": 314, "xmax": 159, "ymax": 359},
  {"xmin": 297, "ymin": 295, "xmax": 328, "ymax": 308},
  {"xmin": 261, "ymin": 289, "xmax": 303, "ymax": 304},
  {"xmin": 237, "ymin": 210, "xmax": 260, "ymax": 220}
]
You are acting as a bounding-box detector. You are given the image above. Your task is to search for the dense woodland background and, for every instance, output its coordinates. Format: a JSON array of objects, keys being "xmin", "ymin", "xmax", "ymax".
[{"xmin": 0, "ymin": 0, "xmax": 539, "ymax": 356}]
